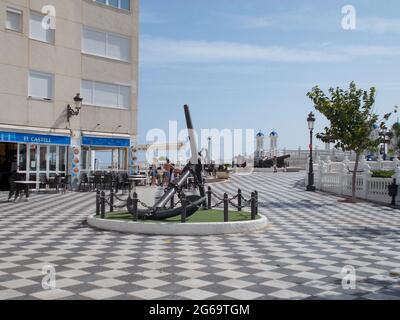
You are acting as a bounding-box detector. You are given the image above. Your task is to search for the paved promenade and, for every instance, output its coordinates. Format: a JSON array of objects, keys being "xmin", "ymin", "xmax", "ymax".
[{"xmin": 0, "ymin": 172, "xmax": 399, "ymax": 300}]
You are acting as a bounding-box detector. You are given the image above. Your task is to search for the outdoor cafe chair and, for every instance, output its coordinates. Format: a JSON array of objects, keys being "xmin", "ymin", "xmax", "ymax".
[
  {"xmin": 61, "ymin": 175, "xmax": 72, "ymax": 193},
  {"xmin": 52, "ymin": 175, "xmax": 61, "ymax": 193},
  {"xmin": 39, "ymin": 175, "xmax": 49, "ymax": 191},
  {"xmin": 79, "ymin": 173, "xmax": 89, "ymax": 192},
  {"xmin": 102, "ymin": 173, "xmax": 114, "ymax": 190},
  {"xmin": 116, "ymin": 172, "xmax": 130, "ymax": 193},
  {"xmin": 92, "ymin": 173, "xmax": 102, "ymax": 191}
]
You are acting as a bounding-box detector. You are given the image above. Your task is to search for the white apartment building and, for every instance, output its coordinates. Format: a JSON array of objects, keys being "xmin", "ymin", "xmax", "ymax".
[{"xmin": 0, "ymin": 0, "xmax": 139, "ymax": 189}]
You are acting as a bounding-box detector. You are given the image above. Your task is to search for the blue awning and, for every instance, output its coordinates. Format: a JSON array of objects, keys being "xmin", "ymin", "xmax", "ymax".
[
  {"xmin": 0, "ymin": 131, "xmax": 71, "ymax": 145},
  {"xmin": 82, "ymin": 136, "xmax": 130, "ymax": 148}
]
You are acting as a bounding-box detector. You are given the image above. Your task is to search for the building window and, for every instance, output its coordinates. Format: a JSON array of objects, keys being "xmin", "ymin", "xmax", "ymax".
[
  {"xmin": 19, "ymin": 144, "xmax": 27, "ymax": 171},
  {"xmin": 6, "ymin": 8, "xmax": 22, "ymax": 32},
  {"xmin": 59, "ymin": 146, "xmax": 66, "ymax": 172},
  {"xmin": 29, "ymin": 11, "xmax": 54, "ymax": 44},
  {"xmin": 82, "ymin": 26, "xmax": 131, "ymax": 62},
  {"xmin": 29, "ymin": 71, "xmax": 54, "ymax": 100},
  {"xmin": 81, "ymin": 80, "xmax": 130, "ymax": 109},
  {"xmin": 94, "ymin": 0, "xmax": 130, "ymax": 11}
]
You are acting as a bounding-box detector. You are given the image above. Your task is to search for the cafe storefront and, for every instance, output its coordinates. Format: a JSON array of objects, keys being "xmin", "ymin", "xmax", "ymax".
[
  {"xmin": 81, "ymin": 133, "xmax": 131, "ymax": 173},
  {"xmin": 0, "ymin": 129, "xmax": 71, "ymax": 189}
]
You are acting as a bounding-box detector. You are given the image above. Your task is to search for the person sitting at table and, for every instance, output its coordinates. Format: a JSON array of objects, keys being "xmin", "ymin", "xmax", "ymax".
[{"xmin": 8, "ymin": 169, "xmax": 23, "ymax": 202}]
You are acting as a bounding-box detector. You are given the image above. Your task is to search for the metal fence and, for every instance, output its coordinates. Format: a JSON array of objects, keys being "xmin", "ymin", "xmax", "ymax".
[{"xmin": 95, "ymin": 187, "xmax": 260, "ymax": 223}]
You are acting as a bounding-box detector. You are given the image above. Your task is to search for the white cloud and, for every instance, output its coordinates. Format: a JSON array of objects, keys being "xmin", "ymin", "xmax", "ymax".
[
  {"xmin": 338, "ymin": 45, "xmax": 400, "ymax": 57},
  {"xmin": 140, "ymin": 10, "xmax": 165, "ymax": 24},
  {"xmin": 224, "ymin": 11, "xmax": 334, "ymax": 32},
  {"xmin": 237, "ymin": 16, "xmax": 277, "ymax": 29},
  {"xmin": 227, "ymin": 12, "xmax": 400, "ymax": 34},
  {"xmin": 140, "ymin": 37, "xmax": 344, "ymax": 64},
  {"xmin": 358, "ymin": 17, "xmax": 400, "ymax": 33},
  {"xmin": 140, "ymin": 37, "xmax": 400, "ymax": 66}
]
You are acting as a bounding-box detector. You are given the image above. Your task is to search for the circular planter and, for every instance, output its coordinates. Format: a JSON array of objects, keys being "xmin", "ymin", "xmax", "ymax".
[
  {"xmin": 87, "ymin": 214, "xmax": 268, "ymax": 236},
  {"xmin": 215, "ymin": 171, "xmax": 230, "ymax": 179}
]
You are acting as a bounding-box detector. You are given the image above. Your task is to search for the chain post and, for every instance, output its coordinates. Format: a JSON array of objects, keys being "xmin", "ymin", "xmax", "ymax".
[
  {"xmin": 100, "ymin": 191, "xmax": 106, "ymax": 219},
  {"xmin": 224, "ymin": 193, "xmax": 229, "ymax": 222},
  {"xmin": 132, "ymin": 192, "xmax": 138, "ymax": 221},
  {"xmin": 251, "ymin": 192, "xmax": 256, "ymax": 220},
  {"xmin": 238, "ymin": 189, "xmax": 242, "ymax": 212},
  {"xmin": 207, "ymin": 186, "xmax": 212, "ymax": 210},
  {"xmin": 255, "ymin": 191, "xmax": 258, "ymax": 215},
  {"xmin": 110, "ymin": 187, "xmax": 114, "ymax": 213},
  {"xmin": 96, "ymin": 189, "xmax": 100, "ymax": 216},
  {"xmin": 181, "ymin": 194, "xmax": 187, "ymax": 223}
]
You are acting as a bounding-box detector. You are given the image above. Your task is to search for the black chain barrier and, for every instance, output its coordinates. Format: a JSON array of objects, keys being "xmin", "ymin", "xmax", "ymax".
[{"xmin": 95, "ymin": 186, "xmax": 259, "ymax": 223}]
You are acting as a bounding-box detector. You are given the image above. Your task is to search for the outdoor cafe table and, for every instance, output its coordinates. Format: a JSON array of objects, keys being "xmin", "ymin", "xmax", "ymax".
[
  {"xmin": 128, "ymin": 176, "xmax": 147, "ymax": 186},
  {"xmin": 14, "ymin": 181, "xmax": 38, "ymax": 200}
]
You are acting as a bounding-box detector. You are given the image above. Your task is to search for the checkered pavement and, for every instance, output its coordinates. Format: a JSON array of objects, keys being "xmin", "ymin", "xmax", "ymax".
[{"xmin": 0, "ymin": 172, "xmax": 399, "ymax": 300}]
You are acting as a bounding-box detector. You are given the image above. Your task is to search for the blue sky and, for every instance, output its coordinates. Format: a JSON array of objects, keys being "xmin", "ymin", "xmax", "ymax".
[{"xmin": 138, "ymin": 0, "xmax": 400, "ymax": 150}]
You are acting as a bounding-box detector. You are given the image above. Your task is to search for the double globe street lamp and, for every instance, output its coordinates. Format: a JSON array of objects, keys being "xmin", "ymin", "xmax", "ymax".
[{"xmin": 306, "ymin": 112, "xmax": 316, "ymax": 192}]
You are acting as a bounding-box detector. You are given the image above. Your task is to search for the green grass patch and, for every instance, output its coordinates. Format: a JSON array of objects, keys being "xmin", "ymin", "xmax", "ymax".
[
  {"xmin": 104, "ymin": 209, "xmax": 260, "ymax": 223},
  {"xmin": 371, "ymin": 170, "xmax": 395, "ymax": 178}
]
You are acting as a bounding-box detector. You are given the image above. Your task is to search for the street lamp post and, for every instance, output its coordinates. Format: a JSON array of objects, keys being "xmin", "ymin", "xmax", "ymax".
[
  {"xmin": 207, "ymin": 136, "xmax": 212, "ymax": 164},
  {"xmin": 67, "ymin": 93, "xmax": 83, "ymax": 122},
  {"xmin": 381, "ymin": 126, "xmax": 388, "ymax": 160},
  {"xmin": 306, "ymin": 112, "xmax": 316, "ymax": 192}
]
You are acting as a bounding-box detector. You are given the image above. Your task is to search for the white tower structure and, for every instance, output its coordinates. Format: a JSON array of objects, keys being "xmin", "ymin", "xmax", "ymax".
[
  {"xmin": 255, "ymin": 131, "xmax": 265, "ymax": 159},
  {"xmin": 270, "ymin": 131, "xmax": 278, "ymax": 156}
]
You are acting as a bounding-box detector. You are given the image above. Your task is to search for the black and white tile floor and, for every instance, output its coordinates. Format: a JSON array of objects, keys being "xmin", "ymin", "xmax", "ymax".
[{"xmin": 0, "ymin": 172, "xmax": 399, "ymax": 300}]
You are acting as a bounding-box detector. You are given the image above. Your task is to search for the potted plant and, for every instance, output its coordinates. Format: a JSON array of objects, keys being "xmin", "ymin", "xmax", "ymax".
[{"xmin": 216, "ymin": 164, "xmax": 231, "ymax": 179}]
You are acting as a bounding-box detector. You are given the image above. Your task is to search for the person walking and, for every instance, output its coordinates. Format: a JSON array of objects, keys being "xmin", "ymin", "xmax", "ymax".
[
  {"xmin": 149, "ymin": 165, "xmax": 158, "ymax": 186},
  {"xmin": 8, "ymin": 170, "xmax": 23, "ymax": 202},
  {"xmin": 273, "ymin": 156, "xmax": 278, "ymax": 173},
  {"xmin": 163, "ymin": 159, "xmax": 172, "ymax": 186},
  {"xmin": 170, "ymin": 163, "xmax": 176, "ymax": 182}
]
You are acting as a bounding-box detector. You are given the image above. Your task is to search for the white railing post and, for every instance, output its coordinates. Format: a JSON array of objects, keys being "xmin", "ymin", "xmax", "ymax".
[
  {"xmin": 315, "ymin": 157, "xmax": 323, "ymax": 189},
  {"xmin": 395, "ymin": 166, "xmax": 400, "ymax": 206},
  {"xmin": 377, "ymin": 155, "xmax": 383, "ymax": 170},
  {"xmin": 337, "ymin": 163, "xmax": 344, "ymax": 195},
  {"xmin": 361, "ymin": 159, "xmax": 369, "ymax": 199},
  {"xmin": 393, "ymin": 157, "xmax": 399, "ymax": 170},
  {"xmin": 343, "ymin": 155, "xmax": 350, "ymax": 171},
  {"xmin": 326, "ymin": 156, "xmax": 331, "ymax": 172}
]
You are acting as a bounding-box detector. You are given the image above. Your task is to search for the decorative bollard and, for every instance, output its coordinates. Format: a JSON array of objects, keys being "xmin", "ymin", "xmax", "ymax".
[
  {"xmin": 224, "ymin": 193, "xmax": 229, "ymax": 222},
  {"xmin": 96, "ymin": 190, "xmax": 100, "ymax": 216},
  {"xmin": 388, "ymin": 178, "xmax": 398, "ymax": 207},
  {"xmin": 110, "ymin": 188, "xmax": 114, "ymax": 213},
  {"xmin": 255, "ymin": 191, "xmax": 258, "ymax": 215},
  {"xmin": 132, "ymin": 192, "xmax": 138, "ymax": 221},
  {"xmin": 238, "ymin": 189, "xmax": 242, "ymax": 212},
  {"xmin": 251, "ymin": 192, "xmax": 256, "ymax": 220},
  {"xmin": 207, "ymin": 186, "xmax": 212, "ymax": 210},
  {"xmin": 100, "ymin": 191, "xmax": 106, "ymax": 219},
  {"xmin": 181, "ymin": 194, "xmax": 187, "ymax": 223}
]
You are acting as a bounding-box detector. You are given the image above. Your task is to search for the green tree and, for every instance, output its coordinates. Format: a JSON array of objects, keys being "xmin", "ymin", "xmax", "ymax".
[
  {"xmin": 307, "ymin": 82, "xmax": 396, "ymax": 202},
  {"xmin": 391, "ymin": 122, "xmax": 400, "ymax": 153}
]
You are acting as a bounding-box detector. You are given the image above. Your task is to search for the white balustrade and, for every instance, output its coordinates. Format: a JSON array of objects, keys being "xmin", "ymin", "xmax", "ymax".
[{"xmin": 308, "ymin": 157, "xmax": 399, "ymax": 205}]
